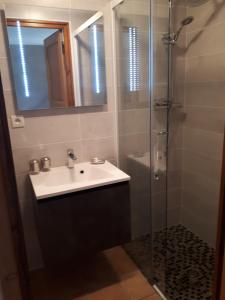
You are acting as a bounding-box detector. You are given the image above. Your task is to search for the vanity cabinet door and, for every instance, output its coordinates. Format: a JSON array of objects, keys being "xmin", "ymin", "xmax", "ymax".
[
  {"xmin": 34, "ymin": 182, "xmax": 130, "ymax": 268},
  {"xmin": 71, "ymin": 182, "xmax": 131, "ymax": 253},
  {"xmin": 34, "ymin": 196, "xmax": 74, "ymax": 267}
]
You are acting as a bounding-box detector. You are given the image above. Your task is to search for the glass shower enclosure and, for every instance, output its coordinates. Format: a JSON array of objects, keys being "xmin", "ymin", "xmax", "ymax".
[
  {"xmin": 114, "ymin": 0, "xmax": 169, "ymax": 296},
  {"xmin": 114, "ymin": 0, "xmax": 222, "ymax": 299}
]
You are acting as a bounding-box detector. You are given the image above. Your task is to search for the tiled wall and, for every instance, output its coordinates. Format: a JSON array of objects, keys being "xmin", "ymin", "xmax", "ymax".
[
  {"xmin": 181, "ymin": 0, "xmax": 225, "ymax": 246},
  {"xmin": 153, "ymin": 0, "xmax": 224, "ymax": 247},
  {"xmin": 0, "ymin": 0, "xmax": 116, "ymax": 269}
]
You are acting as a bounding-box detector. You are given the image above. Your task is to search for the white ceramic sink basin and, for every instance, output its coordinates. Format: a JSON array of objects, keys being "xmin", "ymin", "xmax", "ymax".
[{"xmin": 30, "ymin": 161, "xmax": 130, "ymax": 200}]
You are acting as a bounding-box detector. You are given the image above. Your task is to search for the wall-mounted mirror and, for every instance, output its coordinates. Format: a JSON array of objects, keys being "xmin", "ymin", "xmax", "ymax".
[
  {"xmin": 4, "ymin": 4, "xmax": 108, "ymax": 111},
  {"xmin": 7, "ymin": 19, "xmax": 74, "ymax": 110}
]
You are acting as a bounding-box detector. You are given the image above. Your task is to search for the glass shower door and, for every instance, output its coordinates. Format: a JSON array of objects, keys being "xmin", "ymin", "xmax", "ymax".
[
  {"xmin": 114, "ymin": 0, "xmax": 171, "ymax": 298},
  {"xmin": 115, "ymin": 0, "xmax": 151, "ymax": 242},
  {"xmin": 114, "ymin": 0, "xmax": 153, "ymax": 286}
]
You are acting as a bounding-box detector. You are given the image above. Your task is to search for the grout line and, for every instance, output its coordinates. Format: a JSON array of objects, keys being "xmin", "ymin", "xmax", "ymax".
[
  {"xmin": 183, "ymin": 125, "xmax": 224, "ymax": 137},
  {"xmin": 184, "ymin": 104, "xmax": 225, "ymax": 109},
  {"xmin": 182, "ymin": 148, "xmax": 222, "ymax": 163},
  {"xmin": 185, "ymin": 50, "xmax": 225, "ymax": 60},
  {"xmin": 182, "ymin": 169, "xmax": 221, "ymax": 185},
  {"xmin": 11, "ymin": 136, "xmax": 115, "ymax": 151}
]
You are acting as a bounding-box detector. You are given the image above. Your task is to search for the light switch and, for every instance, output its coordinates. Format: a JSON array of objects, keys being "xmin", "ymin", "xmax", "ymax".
[{"xmin": 11, "ymin": 115, "xmax": 25, "ymax": 128}]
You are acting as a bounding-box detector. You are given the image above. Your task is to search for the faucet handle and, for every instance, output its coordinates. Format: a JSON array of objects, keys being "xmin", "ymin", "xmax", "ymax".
[
  {"xmin": 67, "ymin": 149, "xmax": 77, "ymax": 160},
  {"xmin": 67, "ymin": 148, "xmax": 74, "ymax": 155}
]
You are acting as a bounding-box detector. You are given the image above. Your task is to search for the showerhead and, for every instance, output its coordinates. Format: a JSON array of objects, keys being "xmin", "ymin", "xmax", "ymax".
[
  {"xmin": 181, "ymin": 16, "xmax": 194, "ymax": 26},
  {"xmin": 173, "ymin": 16, "xmax": 194, "ymax": 42}
]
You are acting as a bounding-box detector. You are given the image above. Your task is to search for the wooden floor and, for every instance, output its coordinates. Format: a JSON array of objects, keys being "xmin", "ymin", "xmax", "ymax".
[{"xmin": 29, "ymin": 246, "xmax": 161, "ymax": 300}]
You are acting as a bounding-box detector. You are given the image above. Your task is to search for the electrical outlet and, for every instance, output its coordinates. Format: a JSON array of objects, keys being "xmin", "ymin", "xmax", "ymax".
[{"xmin": 11, "ymin": 115, "xmax": 25, "ymax": 128}]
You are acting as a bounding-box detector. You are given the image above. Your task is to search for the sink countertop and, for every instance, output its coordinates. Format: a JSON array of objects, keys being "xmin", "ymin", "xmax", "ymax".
[{"xmin": 30, "ymin": 161, "xmax": 130, "ymax": 200}]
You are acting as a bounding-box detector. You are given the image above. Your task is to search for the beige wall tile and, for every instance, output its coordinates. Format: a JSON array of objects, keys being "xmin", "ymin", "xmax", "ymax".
[
  {"xmin": 3, "ymin": 90, "xmax": 15, "ymax": 116},
  {"xmin": 0, "ymin": 58, "xmax": 12, "ymax": 91},
  {"xmin": 168, "ymin": 170, "xmax": 182, "ymax": 190},
  {"xmin": 151, "ymin": 173, "xmax": 166, "ymax": 196},
  {"xmin": 183, "ymin": 149, "xmax": 222, "ymax": 180},
  {"xmin": 172, "ymin": 3, "xmax": 187, "ymax": 31},
  {"xmin": 3, "ymin": 0, "xmax": 70, "ymax": 9},
  {"xmin": 119, "ymin": 133, "xmax": 149, "ymax": 160},
  {"xmin": 184, "ymin": 106, "xmax": 225, "ymax": 134},
  {"xmin": 185, "ymin": 81, "xmax": 225, "ymax": 108},
  {"xmin": 153, "ymin": 3, "xmax": 170, "ymax": 34},
  {"xmin": 9, "ymin": 114, "xmax": 81, "ymax": 149},
  {"xmin": 168, "ymin": 188, "xmax": 182, "ymax": 212},
  {"xmin": 168, "ymin": 125, "xmax": 183, "ymax": 149},
  {"xmin": 119, "ymin": 109, "xmax": 149, "ymax": 136},
  {"xmin": 82, "ymin": 137, "xmax": 116, "ymax": 163},
  {"xmin": 186, "ymin": 53, "xmax": 225, "ymax": 83},
  {"xmin": 168, "ymin": 149, "xmax": 183, "ymax": 172},
  {"xmin": 0, "ymin": 13, "xmax": 7, "ymax": 58},
  {"xmin": 151, "ymin": 192, "xmax": 167, "ymax": 232},
  {"xmin": 80, "ymin": 112, "xmax": 114, "ymax": 139},
  {"xmin": 181, "ymin": 204, "xmax": 217, "ymax": 246},
  {"xmin": 186, "ymin": 23, "xmax": 225, "ymax": 57},
  {"xmin": 12, "ymin": 140, "xmax": 84, "ymax": 174},
  {"xmin": 183, "ymin": 126, "xmax": 224, "ymax": 160},
  {"xmin": 70, "ymin": 0, "xmax": 108, "ymax": 11},
  {"xmin": 182, "ymin": 170, "xmax": 220, "ymax": 213},
  {"xmin": 4, "ymin": 3, "xmax": 70, "ymax": 20},
  {"xmin": 187, "ymin": 1, "xmax": 225, "ymax": 32},
  {"xmin": 181, "ymin": 165, "xmax": 219, "ymax": 243}
]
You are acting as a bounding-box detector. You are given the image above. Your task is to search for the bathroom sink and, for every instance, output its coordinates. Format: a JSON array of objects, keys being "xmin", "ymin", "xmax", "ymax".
[{"xmin": 30, "ymin": 161, "xmax": 130, "ymax": 200}]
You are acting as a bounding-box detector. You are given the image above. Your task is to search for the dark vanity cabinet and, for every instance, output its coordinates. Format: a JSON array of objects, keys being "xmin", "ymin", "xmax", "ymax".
[{"xmin": 33, "ymin": 182, "xmax": 130, "ymax": 268}]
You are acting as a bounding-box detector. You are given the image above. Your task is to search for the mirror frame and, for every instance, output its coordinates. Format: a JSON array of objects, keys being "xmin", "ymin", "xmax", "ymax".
[{"xmin": 6, "ymin": 18, "xmax": 75, "ymax": 108}]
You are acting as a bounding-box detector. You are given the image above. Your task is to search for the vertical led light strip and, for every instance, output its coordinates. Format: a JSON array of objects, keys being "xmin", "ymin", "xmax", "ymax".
[
  {"xmin": 133, "ymin": 27, "xmax": 138, "ymax": 91},
  {"xmin": 128, "ymin": 27, "xmax": 134, "ymax": 91},
  {"xmin": 16, "ymin": 20, "xmax": 30, "ymax": 98},
  {"xmin": 92, "ymin": 24, "xmax": 101, "ymax": 94},
  {"xmin": 128, "ymin": 27, "xmax": 139, "ymax": 92}
]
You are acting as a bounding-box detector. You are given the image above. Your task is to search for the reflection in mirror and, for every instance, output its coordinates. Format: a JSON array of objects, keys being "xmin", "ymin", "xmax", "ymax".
[
  {"xmin": 7, "ymin": 20, "xmax": 74, "ymax": 110},
  {"xmin": 74, "ymin": 15, "xmax": 107, "ymax": 107}
]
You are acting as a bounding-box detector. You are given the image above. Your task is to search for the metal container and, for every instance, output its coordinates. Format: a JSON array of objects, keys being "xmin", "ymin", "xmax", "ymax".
[
  {"xmin": 40, "ymin": 157, "xmax": 51, "ymax": 172},
  {"xmin": 90, "ymin": 157, "xmax": 105, "ymax": 165},
  {"xmin": 29, "ymin": 159, "xmax": 40, "ymax": 174}
]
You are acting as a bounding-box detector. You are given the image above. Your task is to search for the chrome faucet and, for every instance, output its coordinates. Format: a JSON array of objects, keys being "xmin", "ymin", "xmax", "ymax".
[{"xmin": 67, "ymin": 149, "xmax": 77, "ymax": 168}]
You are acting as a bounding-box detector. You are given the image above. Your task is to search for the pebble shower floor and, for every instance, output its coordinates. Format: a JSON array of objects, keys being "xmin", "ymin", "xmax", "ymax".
[{"xmin": 124, "ymin": 225, "xmax": 215, "ymax": 300}]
